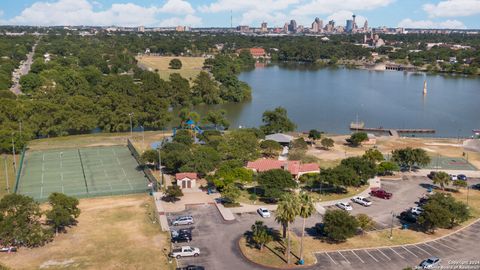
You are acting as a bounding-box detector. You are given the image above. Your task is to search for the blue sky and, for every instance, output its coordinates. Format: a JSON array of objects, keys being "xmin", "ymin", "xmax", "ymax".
[{"xmin": 1, "ymin": 0, "xmax": 479, "ymax": 29}]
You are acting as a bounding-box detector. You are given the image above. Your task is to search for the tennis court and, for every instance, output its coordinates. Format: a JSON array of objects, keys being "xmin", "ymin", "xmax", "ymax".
[
  {"xmin": 16, "ymin": 146, "xmax": 150, "ymax": 201},
  {"xmin": 423, "ymin": 156, "xmax": 477, "ymax": 171}
]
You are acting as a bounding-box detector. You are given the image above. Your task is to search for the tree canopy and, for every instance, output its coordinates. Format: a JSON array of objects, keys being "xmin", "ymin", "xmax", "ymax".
[{"xmin": 260, "ymin": 107, "xmax": 296, "ymax": 135}]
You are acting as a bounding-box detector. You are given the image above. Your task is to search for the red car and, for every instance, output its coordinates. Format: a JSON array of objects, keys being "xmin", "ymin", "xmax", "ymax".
[{"xmin": 370, "ymin": 189, "xmax": 392, "ymax": 199}]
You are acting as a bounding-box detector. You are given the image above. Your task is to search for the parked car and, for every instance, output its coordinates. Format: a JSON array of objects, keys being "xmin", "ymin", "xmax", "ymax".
[
  {"xmin": 176, "ymin": 266, "xmax": 205, "ymax": 270},
  {"xmin": 411, "ymin": 207, "xmax": 424, "ymax": 215},
  {"xmin": 172, "ymin": 216, "xmax": 194, "ymax": 226},
  {"xmin": 398, "ymin": 211, "xmax": 417, "ymax": 223},
  {"xmin": 171, "ymin": 231, "xmax": 192, "ymax": 243},
  {"xmin": 450, "ymin": 174, "xmax": 458, "ymax": 181},
  {"xmin": 457, "ymin": 174, "xmax": 467, "ymax": 181},
  {"xmin": 0, "ymin": 247, "xmax": 17, "ymax": 253},
  {"xmin": 472, "ymin": 183, "xmax": 480, "ymax": 190},
  {"xmin": 427, "ymin": 171, "xmax": 437, "ymax": 180},
  {"xmin": 335, "ymin": 202, "xmax": 353, "ymax": 211},
  {"xmin": 370, "ymin": 189, "xmax": 393, "ymax": 199},
  {"xmin": 257, "ymin": 207, "xmax": 271, "ymax": 218},
  {"xmin": 417, "ymin": 197, "xmax": 429, "ymax": 206},
  {"xmin": 419, "ymin": 257, "xmax": 441, "ymax": 269},
  {"xmin": 171, "ymin": 228, "xmax": 192, "ymax": 238},
  {"xmin": 169, "ymin": 246, "xmax": 200, "ymax": 259},
  {"xmin": 351, "ymin": 196, "xmax": 372, "ymax": 207}
]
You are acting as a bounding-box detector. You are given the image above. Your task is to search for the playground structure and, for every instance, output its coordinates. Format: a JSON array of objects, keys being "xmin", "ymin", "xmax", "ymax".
[{"xmin": 173, "ymin": 119, "xmax": 204, "ymax": 138}]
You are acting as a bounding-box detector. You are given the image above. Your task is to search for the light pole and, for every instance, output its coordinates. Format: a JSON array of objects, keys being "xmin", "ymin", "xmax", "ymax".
[
  {"xmin": 389, "ymin": 211, "xmax": 394, "ymax": 239},
  {"xmin": 128, "ymin": 112, "xmax": 134, "ymax": 138},
  {"xmin": 11, "ymin": 135, "xmax": 17, "ymax": 175},
  {"xmin": 4, "ymin": 156, "xmax": 9, "ymax": 194}
]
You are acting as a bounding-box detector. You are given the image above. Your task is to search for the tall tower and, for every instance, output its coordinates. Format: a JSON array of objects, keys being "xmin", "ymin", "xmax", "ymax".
[
  {"xmin": 352, "ymin": 14, "xmax": 357, "ymax": 30},
  {"xmin": 364, "ymin": 20, "xmax": 369, "ymax": 31}
]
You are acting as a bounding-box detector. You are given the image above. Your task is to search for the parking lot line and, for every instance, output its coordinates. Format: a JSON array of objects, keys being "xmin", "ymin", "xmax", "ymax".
[
  {"xmin": 364, "ymin": 250, "xmax": 379, "ymax": 262},
  {"xmin": 402, "ymin": 246, "xmax": 418, "ymax": 258},
  {"xmin": 325, "ymin": 253, "xmax": 338, "ymax": 265},
  {"xmin": 377, "ymin": 249, "xmax": 391, "ymax": 261},
  {"xmin": 389, "ymin": 248, "xmax": 405, "ymax": 259},
  {"xmin": 351, "ymin": 250, "xmax": 365, "ymax": 263},
  {"xmin": 424, "ymin": 243, "xmax": 443, "ymax": 253},
  {"xmin": 338, "ymin": 251, "xmax": 351, "ymax": 264},
  {"xmin": 414, "ymin": 245, "xmax": 432, "ymax": 256},
  {"xmin": 434, "ymin": 240, "xmax": 456, "ymax": 251}
]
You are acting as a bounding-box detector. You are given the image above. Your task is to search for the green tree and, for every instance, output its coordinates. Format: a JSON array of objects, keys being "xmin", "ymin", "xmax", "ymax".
[
  {"xmin": 218, "ymin": 130, "xmax": 260, "ymax": 163},
  {"xmin": 204, "ymin": 110, "xmax": 230, "ymax": 130},
  {"xmin": 222, "ymin": 183, "xmax": 241, "ymax": 204},
  {"xmin": 377, "ymin": 161, "xmax": 400, "ymax": 175},
  {"xmin": 291, "ymin": 138, "xmax": 308, "ymax": 150},
  {"xmin": 182, "ymin": 146, "xmax": 221, "ymax": 175},
  {"xmin": 19, "ymin": 73, "xmax": 43, "ymax": 93},
  {"xmin": 0, "ymin": 194, "xmax": 52, "ymax": 247},
  {"xmin": 165, "ymin": 185, "xmax": 184, "ymax": 200},
  {"xmin": 275, "ymin": 193, "xmax": 299, "ymax": 264},
  {"xmin": 453, "ymin": 180, "xmax": 468, "ymax": 189},
  {"xmin": 298, "ymin": 193, "xmax": 315, "ymax": 262},
  {"xmin": 356, "ymin": 214, "xmax": 375, "ymax": 231},
  {"xmin": 320, "ymin": 138, "xmax": 334, "ymax": 150},
  {"xmin": 346, "ymin": 132, "xmax": 368, "ymax": 147},
  {"xmin": 260, "ymin": 139, "xmax": 282, "ymax": 158},
  {"xmin": 418, "ymin": 193, "xmax": 469, "ymax": 232},
  {"xmin": 417, "ymin": 201, "xmax": 451, "ymax": 233},
  {"xmin": 192, "ymin": 71, "xmax": 221, "ymax": 104},
  {"xmin": 257, "ymin": 169, "xmax": 297, "ymax": 200},
  {"xmin": 141, "ymin": 149, "xmax": 159, "ymax": 165},
  {"xmin": 212, "ymin": 165, "xmax": 254, "ymax": 188},
  {"xmin": 260, "ymin": 107, "xmax": 296, "ymax": 135},
  {"xmin": 340, "ymin": 157, "xmax": 377, "ymax": 184},
  {"xmin": 250, "ymin": 220, "xmax": 272, "ymax": 251},
  {"xmin": 46, "ymin": 192, "xmax": 80, "ymax": 235},
  {"xmin": 391, "ymin": 147, "xmax": 431, "ymax": 171},
  {"xmin": 432, "ymin": 171, "xmax": 451, "ymax": 190},
  {"xmin": 308, "ymin": 129, "xmax": 322, "ymax": 142},
  {"xmin": 169, "ymin": 58, "xmax": 182, "ymax": 69},
  {"xmin": 323, "ymin": 209, "xmax": 358, "ymax": 242},
  {"xmin": 363, "ymin": 149, "xmax": 384, "ymax": 163}
]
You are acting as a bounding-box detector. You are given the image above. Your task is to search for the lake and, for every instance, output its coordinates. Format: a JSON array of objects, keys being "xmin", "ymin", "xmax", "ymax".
[{"xmin": 195, "ymin": 64, "xmax": 480, "ymax": 137}]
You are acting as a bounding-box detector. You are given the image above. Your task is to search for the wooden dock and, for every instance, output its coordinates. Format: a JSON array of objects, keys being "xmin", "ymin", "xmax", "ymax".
[{"xmin": 349, "ymin": 127, "xmax": 435, "ymax": 135}]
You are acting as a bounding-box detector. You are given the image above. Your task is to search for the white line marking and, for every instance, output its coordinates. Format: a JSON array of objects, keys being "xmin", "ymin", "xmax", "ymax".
[
  {"xmin": 434, "ymin": 240, "xmax": 455, "ymax": 251},
  {"xmin": 41, "ymin": 172, "xmax": 44, "ymax": 184},
  {"xmin": 116, "ymin": 157, "xmax": 121, "ymax": 165},
  {"xmin": 377, "ymin": 249, "xmax": 391, "ymax": 261},
  {"xmin": 414, "ymin": 245, "xmax": 432, "ymax": 256},
  {"xmin": 389, "ymin": 248, "xmax": 405, "ymax": 259},
  {"xmin": 121, "ymin": 168, "xmax": 127, "ymax": 177},
  {"xmin": 402, "ymin": 246, "xmax": 418, "ymax": 258},
  {"xmin": 42, "ymin": 153, "xmax": 45, "ymax": 162},
  {"xmin": 351, "ymin": 250, "xmax": 365, "ymax": 263},
  {"xmin": 364, "ymin": 250, "xmax": 379, "ymax": 262},
  {"xmin": 338, "ymin": 251, "xmax": 350, "ymax": 264},
  {"xmin": 424, "ymin": 243, "xmax": 443, "ymax": 253},
  {"xmin": 325, "ymin": 253, "xmax": 338, "ymax": 265}
]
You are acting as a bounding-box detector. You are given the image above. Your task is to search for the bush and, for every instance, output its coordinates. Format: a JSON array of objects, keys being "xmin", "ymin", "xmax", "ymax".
[
  {"xmin": 356, "ymin": 214, "xmax": 375, "ymax": 231},
  {"xmin": 169, "ymin": 58, "xmax": 182, "ymax": 69},
  {"xmin": 323, "ymin": 209, "xmax": 358, "ymax": 242},
  {"xmin": 320, "ymin": 138, "xmax": 334, "ymax": 149}
]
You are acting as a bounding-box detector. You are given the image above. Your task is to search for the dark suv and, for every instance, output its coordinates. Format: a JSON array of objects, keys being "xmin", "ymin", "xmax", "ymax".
[
  {"xmin": 370, "ymin": 189, "xmax": 392, "ymax": 199},
  {"xmin": 171, "ymin": 230, "xmax": 192, "ymax": 243}
]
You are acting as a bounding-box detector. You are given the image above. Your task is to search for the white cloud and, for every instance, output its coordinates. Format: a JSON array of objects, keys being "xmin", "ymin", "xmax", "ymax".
[
  {"xmin": 423, "ymin": 0, "xmax": 480, "ymax": 18},
  {"xmin": 158, "ymin": 0, "xmax": 195, "ymax": 15},
  {"xmin": 397, "ymin": 18, "xmax": 466, "ymax": 29},
  {"xmin": 292, "ymin": 0, "xmax": 393, "ymax": 16},
  {"xmin": 199, "ymin": 0, "xmax": 299, "ymax": 12},
  {"xmin": 4, "ymin": 0, "xmax": 198, "ymax": 27},
  {"xmin": 327, "ymin": 11, "xmax": 367, "ymax": 26},
  {"xmin": 159, "ymin": 14, "xmax": 202, "ymax": 26}
]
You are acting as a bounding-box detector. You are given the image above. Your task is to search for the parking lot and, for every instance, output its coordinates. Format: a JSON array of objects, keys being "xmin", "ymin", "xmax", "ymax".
[
  {"xmin": 167, "ymin": 176, "xmax": 480, "ymax": 270},
  {"xmin": 315, "ymin": 220, "xmax": 480, "ymax": 269}
]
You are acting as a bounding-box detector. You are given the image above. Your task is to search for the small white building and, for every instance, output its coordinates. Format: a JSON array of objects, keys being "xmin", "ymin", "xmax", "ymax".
[{"xmin": 175, "ymin": 173, "xmax": 197, "ymax": 189}]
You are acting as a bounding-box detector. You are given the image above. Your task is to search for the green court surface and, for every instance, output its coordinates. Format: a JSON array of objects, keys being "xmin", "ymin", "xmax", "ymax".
[
  {"xmin": 16, "ymin": 146, "xmax": 150, "ymax": 201},
  {"xmin": 423, "ymin": 156, "xmax": 477, "ymax": 171}
]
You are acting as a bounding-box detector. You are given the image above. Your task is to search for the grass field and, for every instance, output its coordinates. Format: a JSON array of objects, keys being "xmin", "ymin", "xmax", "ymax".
[
  {"xmin": 0, "ymin": 155, "xmax": 18, "ymax": 198},
  {"xmin": 0, "ymin": 194, "xmax": 173, "ymax": 270},
  {"xmin": 136, "ymin": 56, "xmax": 206, "ymax": 81}
]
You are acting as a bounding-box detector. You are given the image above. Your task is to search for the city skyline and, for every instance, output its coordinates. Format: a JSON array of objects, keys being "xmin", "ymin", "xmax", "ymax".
[{"xmin": 1, "ymin": 0, "xmax": 480, "ymax": 29}]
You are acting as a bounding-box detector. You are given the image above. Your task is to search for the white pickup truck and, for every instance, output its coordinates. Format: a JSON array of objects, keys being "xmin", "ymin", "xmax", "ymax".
[{"xmin": 169, "ymin": 246, "xmax": 200, "ymax": 259}]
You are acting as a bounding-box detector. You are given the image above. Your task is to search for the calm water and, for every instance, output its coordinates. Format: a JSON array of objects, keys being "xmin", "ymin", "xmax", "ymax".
[{"xmin": 195, "ymin": 65, "xmax": 480, "ymax": 137}]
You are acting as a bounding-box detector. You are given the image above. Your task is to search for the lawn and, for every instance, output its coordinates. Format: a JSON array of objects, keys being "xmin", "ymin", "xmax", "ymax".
[
  {"xmin": 136, "ymin": 56, "xmax": 206, "ymax": 81},
  {"xmin": 0, "ymin": 154, "xmax": 18, "ymax": 199},
  {"xmin": 0, "ymin": 194, "xmax": 174, "ymax": 270}
]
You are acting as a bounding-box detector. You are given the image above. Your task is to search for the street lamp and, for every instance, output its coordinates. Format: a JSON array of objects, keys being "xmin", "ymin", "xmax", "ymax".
[
  {"xmin": 389, "ymin": 211, "xmax": 395, "ymax": 239},
  {"xmin": 128, "ymin": 112, "xmax": 134, "ymax": 138}
]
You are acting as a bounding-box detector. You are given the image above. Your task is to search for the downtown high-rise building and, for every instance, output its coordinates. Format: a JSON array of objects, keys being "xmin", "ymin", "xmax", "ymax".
[{"xmin": 288, "ymin": 19, "xmax": 297, "ymax": 32}]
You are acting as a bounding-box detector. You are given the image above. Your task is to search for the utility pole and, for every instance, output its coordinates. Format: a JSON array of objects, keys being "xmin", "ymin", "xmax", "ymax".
[
  {"xmin": 128, "ymin": 112, "xmax": 134, "ymax": 138},
  {"xmin": 4, "ymin": 156, "xmax": 9, "ymax": 194},
  {"xmin": 11, "ymin": 135, "xmax": 17, "ymax": 175},
  {"xmin": 158, "ymin": 145, "xmax": 164, "ymax": 189}
]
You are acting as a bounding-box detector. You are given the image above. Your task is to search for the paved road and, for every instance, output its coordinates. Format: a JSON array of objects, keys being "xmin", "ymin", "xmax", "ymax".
[{"xmin": 9, "ymin": 42, "xmax": 37, "ymax": 95}]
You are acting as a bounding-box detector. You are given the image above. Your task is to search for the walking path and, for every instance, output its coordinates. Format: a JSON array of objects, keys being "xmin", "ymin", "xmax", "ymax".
[{"xmin": 10, "ymin": 42, "xmax": 37, "ymax": 95}]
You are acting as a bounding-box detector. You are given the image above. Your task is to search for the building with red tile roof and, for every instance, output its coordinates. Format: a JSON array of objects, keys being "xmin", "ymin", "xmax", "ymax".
[
  {"xmin": 246, "ymin": 159, "xmax": 319, "ymax": 179},
  {"xmin": 236, "ymin": 47, "xmax": 268, "ymax": 59},
  {"xmin": 175, "ymin": 173, "xmax": 198, "ymax": 189}
]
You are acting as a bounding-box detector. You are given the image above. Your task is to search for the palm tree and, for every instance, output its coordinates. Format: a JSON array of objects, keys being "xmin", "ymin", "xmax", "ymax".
[
  {"xmin": 251, "ymin": 220, "xmax": 272, "ymax": 251},
  {"xmin": 432, "ymin": 171, "xmax": 451, "ymax": 190},
  {"xmin": 275, "ymin": 193, "xmax": 299, "ymax": 265},
  {"xmin": 298, "ymin": 192, "xmax": 315, "ymax": 262}
]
